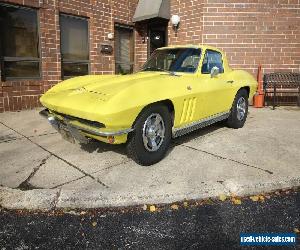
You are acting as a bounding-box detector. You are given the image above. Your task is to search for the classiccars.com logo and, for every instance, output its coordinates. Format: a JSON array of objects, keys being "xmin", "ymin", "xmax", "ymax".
[{"xmin": 240, "ymin": 233, "xmax": 297, "ymax": 246}]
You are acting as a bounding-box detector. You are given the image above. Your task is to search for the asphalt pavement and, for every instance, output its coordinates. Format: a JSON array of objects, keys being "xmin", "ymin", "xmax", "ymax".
[{"xmin": 0, "ymin": 188, "xmax": 299, "ymax": 249}]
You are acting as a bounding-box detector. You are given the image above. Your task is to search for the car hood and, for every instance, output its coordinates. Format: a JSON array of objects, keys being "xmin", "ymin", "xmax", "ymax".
[
  {"xmin": 46, "ymin": 72, "xmax": 169, "ymax": 99},
  {"xmin": 40, "ymin": 72, "xmax": 174, "ymax": 119}
]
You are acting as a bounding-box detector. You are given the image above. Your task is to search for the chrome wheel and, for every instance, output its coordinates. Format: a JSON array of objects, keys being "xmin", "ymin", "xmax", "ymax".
[
  {"xmin": 142, "ymin": 113, "xmax": 165, "ymax": 152},
  {"xmin": 237, "ymin": 97, "xmax": 246, "ymax": 121}
]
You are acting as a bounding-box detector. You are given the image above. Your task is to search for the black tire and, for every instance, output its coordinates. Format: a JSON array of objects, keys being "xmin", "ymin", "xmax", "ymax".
[
  {"xmin": 127, "ymin": 104, "xmax": 172, "ymax": 166},
  {"xmin": 226, "ymin": 89, "xmax": 249, "ymax": 129}
]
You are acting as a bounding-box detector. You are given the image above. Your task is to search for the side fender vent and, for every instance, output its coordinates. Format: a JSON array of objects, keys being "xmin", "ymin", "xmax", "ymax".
[{"xmin": 180, "ymin": 97, "xmax": 197, "ymax": 124}]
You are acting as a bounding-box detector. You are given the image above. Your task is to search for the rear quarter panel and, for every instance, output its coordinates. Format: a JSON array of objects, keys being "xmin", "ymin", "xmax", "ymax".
[{"xmin": 227, "ymin": 70, "xmax": 258, "ymax": 99}]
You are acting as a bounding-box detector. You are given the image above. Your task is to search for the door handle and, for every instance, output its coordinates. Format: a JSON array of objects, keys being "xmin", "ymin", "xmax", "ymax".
[{"xmin": 227, "ymin": 80, "xmax": 234, "ymax": 84}]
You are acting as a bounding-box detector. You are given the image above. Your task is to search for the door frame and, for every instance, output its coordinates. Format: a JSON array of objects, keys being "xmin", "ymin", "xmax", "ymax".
[{"xmin": 114, "ymin": 23, "xmax": 135, "ymax": 74}]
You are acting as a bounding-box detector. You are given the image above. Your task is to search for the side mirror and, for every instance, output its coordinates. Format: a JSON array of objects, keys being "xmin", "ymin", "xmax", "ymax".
[{"xmin": 210, "ymin": 66, "xmax": 219, "ymax": 78}]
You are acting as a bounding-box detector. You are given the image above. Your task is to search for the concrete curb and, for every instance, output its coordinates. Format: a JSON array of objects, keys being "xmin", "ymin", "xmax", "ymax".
[
  {"xmin": 0, "ymin": 188, "xmax": 59, "ymax": 210},
  {"xmin": 1, "ymin": 176, "xmax": 299, "ymax": 211}
]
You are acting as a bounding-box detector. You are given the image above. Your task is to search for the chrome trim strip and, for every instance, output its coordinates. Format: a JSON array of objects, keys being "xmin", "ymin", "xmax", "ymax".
[
  {"xmin": 41, "ymin": 109, "xmax": 134, "ymax": 137},
  {"xmin": 60, "ymin": 117, "xmax": 134, "ymax": 137},
  {"xmin": 78, "ymin": 126, "xmax": 134, "ymax": 137},
  {"xmin": 172, "ymin": 111, "xmax": 230, "ymax": 138}
]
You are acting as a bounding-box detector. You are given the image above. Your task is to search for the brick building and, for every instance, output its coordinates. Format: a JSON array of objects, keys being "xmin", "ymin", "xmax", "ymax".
[{"xmin": 0, "ymin": 0, "xmax": 299, "ymax": 112}]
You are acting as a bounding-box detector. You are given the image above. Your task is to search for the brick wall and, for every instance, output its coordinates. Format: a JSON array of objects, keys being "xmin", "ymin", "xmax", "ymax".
[
  {"xmin": 168, "ymin": 0, "xmax": 204, "ymax": 45},
  {"xmin": 168, "ymin": 0, "xmax": 300, "ymax": 76},
  {"xmin": 134, "ymin": 22, "xmax": 148, "ymax": 70},
  {"xmin": 0, "ymin": 0, "xmax": 138, "ymax": 112}
]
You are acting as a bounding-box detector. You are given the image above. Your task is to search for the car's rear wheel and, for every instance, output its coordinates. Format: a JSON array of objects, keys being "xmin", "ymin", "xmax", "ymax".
[
  {"xmin": 226, "ymin": 89, "xmax": 249, "ymax": 129},
  {"xmin": 127, "ymin": 104, "xmax": 172, "ymax": 166}
]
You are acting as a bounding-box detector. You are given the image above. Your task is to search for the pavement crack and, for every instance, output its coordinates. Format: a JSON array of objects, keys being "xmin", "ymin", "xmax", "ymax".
[
  {"xmin": 50, "ymin": 156, "xmax": 110, "ymax": 189},
  {"xmin": 181, "ymin": 144, "xmax": 273, "ymax": 175},
  {"xmin": 50, "ymin": 176, "xmax": 86, "ymax": 189},
  {"xmin": 0, "ymin": 121, "xmax": 110, "ymax": 189},
  {"xmin": 0, "ymin": 137, "xmax": 23, "ymax": 144},
  {"xmin": 17, "ymin": 155, "xmax": 52, "ymax": 191},
  {"xmin": 91, "ymin": 159, "xmax": 132, "ymax": 175},
  {"xmin": 0, "ymin": 132, "xmax": 58, "ymax": 144},
  {"xmin": 50, "ymin": 158, "xmax": 128, "ymax": 188},
  {"xmin": 50, "ymin": 188, "xmax": 62, "ymax": 210}
]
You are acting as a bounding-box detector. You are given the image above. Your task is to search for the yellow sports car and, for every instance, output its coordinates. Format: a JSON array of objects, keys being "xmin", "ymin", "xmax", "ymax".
[{"xmin": 40, "ymin": 45, "xmax": 258, "ymax": 165}]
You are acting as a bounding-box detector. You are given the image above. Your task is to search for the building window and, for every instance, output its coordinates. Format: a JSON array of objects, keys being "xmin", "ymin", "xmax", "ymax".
[
  {"xmin": 115, "ymin": 24, "xmax": 134, "ymax": 74},
  {"xmin": 0, "ymin": 4, "xmax": 40, "ymax": 79},
  {"xmin": 60, "ymin": 14, "xmax": 89, "ymax": 79}
]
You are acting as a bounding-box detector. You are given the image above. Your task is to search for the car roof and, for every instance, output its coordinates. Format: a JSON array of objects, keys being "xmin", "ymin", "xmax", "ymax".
[{"xmin": 157, "ymin": 44, "xmax": 222, "ymax": 53}]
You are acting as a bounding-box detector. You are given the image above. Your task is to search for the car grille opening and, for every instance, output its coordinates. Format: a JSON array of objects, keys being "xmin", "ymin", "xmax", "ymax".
[{"xmin": 50, "ymin": 110, "xmax": 105, "ymax": 128}]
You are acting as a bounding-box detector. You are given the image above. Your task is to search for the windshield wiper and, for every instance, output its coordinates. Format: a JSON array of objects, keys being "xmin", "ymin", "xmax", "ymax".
[
  {"xmin": 142, "ymin": 66, "xmax": 163, "ymax": 72},
  {"xmin": 159, "ymin": 68, "xmax": 180, "ymax": 77},
  {"xmin": 142, "ymin": 67, "xmax": 179, "ymax": 76}
]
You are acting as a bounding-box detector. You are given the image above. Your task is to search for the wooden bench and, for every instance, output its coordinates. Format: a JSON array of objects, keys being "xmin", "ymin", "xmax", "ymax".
[{"xmin": 263, "ymin": 72, "xmax": 300, "ymax": 109}]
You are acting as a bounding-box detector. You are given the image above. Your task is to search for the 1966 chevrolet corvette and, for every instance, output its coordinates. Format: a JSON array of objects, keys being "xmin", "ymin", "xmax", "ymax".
[{"xmin": 40, "ymin": 45, "xmax": 258, "ymax": 165}]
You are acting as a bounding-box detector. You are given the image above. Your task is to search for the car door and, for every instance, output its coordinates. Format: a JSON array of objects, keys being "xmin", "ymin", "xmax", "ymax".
[
  {"xmin": 198, "ymin": 49, "xmax": 235, "ymax": 118},
  {"xmin": 169, "ymin": 48, "xmax": 208, "ymax": 128}
]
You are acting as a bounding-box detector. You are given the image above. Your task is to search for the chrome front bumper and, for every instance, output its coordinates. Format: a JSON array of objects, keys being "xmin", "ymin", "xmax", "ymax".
[{"xmin": 40, "ymin": 109, "xmax": 134, "ymax": 141}]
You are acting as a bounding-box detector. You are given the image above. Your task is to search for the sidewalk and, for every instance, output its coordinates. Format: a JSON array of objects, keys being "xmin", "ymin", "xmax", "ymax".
[{"xmin": 0, "ymin": 107, "xmax": 299, "ymax": 210}]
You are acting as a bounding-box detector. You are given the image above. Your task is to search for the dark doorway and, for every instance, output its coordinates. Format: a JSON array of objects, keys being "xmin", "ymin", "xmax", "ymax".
[{"xmin": 148, "ymin": 20, "xmax": 168, "ymax": 56}]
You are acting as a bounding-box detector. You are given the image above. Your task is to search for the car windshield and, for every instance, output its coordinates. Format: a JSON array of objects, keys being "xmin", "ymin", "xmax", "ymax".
[{"xmin": 141, "ymin": 48, "xmax": 201, "ymax": 73}]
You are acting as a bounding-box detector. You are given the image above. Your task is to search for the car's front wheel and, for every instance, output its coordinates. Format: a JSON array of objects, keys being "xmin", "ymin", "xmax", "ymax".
[
  {"xmin": 227, "ymin": 89, "xmax": 249, "ymax": 129},
  {"xmin": 127, "ymin": 104, "xmax": 172, "ymax": 166}
]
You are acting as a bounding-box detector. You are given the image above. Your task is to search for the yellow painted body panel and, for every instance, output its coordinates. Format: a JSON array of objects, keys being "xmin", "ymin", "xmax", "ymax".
[{"xmin": 40, "ymin": 45, "xmax": 258, "ymax": 144}]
